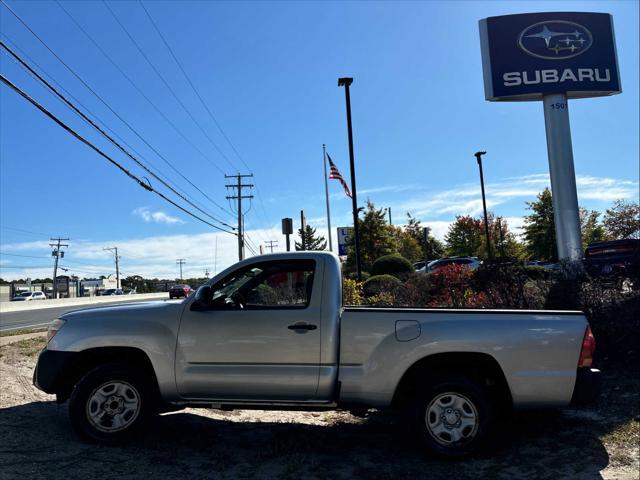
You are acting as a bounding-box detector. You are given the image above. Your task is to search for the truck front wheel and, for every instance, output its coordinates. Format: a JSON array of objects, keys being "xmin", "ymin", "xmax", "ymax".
[
  {"xmin": 409, "ymin": 375, "xmax": 495, "ymax": 458},
  {"xmin": 69, "ymin": 364, "xmax": 154, "ymax": 444}
]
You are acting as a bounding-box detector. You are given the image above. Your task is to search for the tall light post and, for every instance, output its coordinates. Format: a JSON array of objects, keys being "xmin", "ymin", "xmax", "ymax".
[
  {"xmin": 474, "ymin": 151, "xmax": 492, "ymax": 261},
  {"xmin": 338, "ymin": 77, "xmax": 362, "ymax": 281}
]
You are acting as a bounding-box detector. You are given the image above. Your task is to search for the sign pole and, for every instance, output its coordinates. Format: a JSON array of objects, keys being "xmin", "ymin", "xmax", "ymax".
[{"xmin": 542, "ymin": 93, "xmax": 583, "ymax": 261}]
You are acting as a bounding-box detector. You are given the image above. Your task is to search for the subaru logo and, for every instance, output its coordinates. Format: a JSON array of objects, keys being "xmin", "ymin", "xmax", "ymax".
[{"xmin": 518, "ymin": 20, "xmax": 593, "ymax": 60}]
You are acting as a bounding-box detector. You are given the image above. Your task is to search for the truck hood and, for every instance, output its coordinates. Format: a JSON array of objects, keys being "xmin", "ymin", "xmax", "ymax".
[{"xmin": 60, "ymin": 300, "xmax": 183, "ymax": 320}]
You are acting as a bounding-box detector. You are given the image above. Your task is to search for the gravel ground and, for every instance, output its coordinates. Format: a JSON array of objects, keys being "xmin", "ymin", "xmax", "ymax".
[{"xmin": 0, "ymin": 337, "xmax": 638, "ymax": 480}]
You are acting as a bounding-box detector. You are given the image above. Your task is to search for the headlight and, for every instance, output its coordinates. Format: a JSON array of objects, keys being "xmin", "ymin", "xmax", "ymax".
[{"xmin": 47, "ymin": 318, "xmax": 66, "ymax": 342}]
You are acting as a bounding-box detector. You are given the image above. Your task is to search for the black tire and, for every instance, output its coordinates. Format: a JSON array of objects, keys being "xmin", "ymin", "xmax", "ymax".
[
  {"xmin": 408, "ymin": 375, "xmax": 495, "ymax": 458},
  {"xmin": 68, "ymin": 363, "xmax": 155, "ymax": 444}
]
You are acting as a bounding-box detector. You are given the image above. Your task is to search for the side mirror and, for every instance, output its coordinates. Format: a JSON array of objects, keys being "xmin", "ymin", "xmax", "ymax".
[{"xmin": 191, "ymin": 285, "xmax": 212, "ymax": 311}]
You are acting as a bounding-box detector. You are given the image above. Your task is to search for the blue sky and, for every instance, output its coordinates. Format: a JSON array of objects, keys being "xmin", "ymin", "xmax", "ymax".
[{"xmin": 1, "ymin": 0, "xmax": 638, "ymax": 280}]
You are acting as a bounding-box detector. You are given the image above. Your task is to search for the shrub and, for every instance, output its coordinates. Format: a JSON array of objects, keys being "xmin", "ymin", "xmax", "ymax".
[
  {"xmin": 365, "ymin": 292, "xmax": 396, "ymax": 307},
  {"xmin": 363, "ymin": 274, "xmax": 401, "ymax": 297},
  {"xmin": 472, "ymin": 264, "xmax": 552, "ymax": 309},
  {"xmin": 343, "ymin": 278, "xmax": 364, "ymax": 306},
  {"xmin": 395, "ymin": 273, "xmax": 432, "ymax": 307},
  {"xmin": 370, "ymin": 254, "xmax": 413, "ymax": 278},
  {"xmin": 345, "ymin": 271, "xmax": 370, "ymax": 282},
  {"xmin": 427, "ymin": 265, "xmax": 485, "ymax": 308}
]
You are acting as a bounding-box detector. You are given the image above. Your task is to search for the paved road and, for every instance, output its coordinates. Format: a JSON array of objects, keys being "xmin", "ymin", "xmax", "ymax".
[{"xmin": 0, "ymin": 299, "xmax": 160, "ymax": 331}]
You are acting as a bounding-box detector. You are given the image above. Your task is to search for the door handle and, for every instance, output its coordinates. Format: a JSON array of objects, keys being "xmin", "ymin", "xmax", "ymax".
[{"xmin": 288, "ymin": 323, "xmax": 317, "ymax": 331}]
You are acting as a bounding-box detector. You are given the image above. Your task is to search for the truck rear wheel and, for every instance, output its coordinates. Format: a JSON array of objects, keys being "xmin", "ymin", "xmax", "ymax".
[
  {"xmin": 69, "ymin": 363, "xmax": 154, "ymax": 444},
  {"xmin": 409, "ymin": 375, "xmax": 495, "ymax": 458}
]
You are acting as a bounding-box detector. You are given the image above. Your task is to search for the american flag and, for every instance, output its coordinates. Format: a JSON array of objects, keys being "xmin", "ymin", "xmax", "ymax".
[{"xmin": 327, "ymin": 154, "xmax": 352, "ymax": 198}]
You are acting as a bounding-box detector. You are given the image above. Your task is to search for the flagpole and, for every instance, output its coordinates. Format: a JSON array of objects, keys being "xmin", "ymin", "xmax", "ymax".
[{"xmin": 322, "ymin": 144, "xmax": 333, "ymax": 252}]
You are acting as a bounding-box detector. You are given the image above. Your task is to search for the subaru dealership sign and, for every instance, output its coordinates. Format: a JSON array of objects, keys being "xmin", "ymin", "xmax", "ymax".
[{"xmin": 479, "ymin": 12, "xmax": 621, "ymax": 101}]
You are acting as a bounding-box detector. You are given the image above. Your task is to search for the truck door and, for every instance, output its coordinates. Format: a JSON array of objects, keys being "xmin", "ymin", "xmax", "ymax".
[{"xmin": 176, "ymin": 258, "xmax": 322, "ymax": 401}]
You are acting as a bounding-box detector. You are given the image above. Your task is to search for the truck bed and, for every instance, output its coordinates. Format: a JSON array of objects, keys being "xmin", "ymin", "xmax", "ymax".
[{"xmin": 338, "ymin": 307, "xmax": 587, "ymax": 408}]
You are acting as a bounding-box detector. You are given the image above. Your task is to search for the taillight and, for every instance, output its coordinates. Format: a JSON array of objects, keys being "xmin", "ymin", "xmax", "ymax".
[{"xmin": 578, "ymin": 326, "xmax": 596, "ymax": 368}]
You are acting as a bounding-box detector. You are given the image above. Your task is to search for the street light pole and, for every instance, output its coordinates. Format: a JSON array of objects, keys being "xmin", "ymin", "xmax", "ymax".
[
  {"xmin": 338, "ymin": 77, "xmax": 362, "ymax": 281},
  {"xmin": 474, "ymin": 151, "xmax": 493, "ymax": 261}
]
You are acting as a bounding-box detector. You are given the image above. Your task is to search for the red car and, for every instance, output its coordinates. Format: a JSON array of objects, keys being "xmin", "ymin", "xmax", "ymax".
[{"xmin": 169, "ymin": 284, "xmax": 193, "ymax": 299}]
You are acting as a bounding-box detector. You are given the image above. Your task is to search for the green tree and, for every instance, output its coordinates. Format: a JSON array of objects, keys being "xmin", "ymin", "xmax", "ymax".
[
  {"xmin": 522, "ymin": 188, "xmax": 557, "ymax": 261},
  {"xmin": 295, "ymin": 224, "xmax": 327, "ymax": 251},
  {"xmin": 403, "ymin": 213, "xmax": 445, "ymax": 261},
  {"xmin": 346, "ymin": 201, "xmax": 397, "ymax": 271},
  {"xmin": 445, "ymin": 215, "xmax": 484, "ymax": 257},
  {"xmin": 580, "ymin": 208, "xmax": 607, "ymax": 249},
  {"xmin": 390, "ymin": 225, "xmax": 422, "ymax": 263},
  {"xmin": 603, "ymin": 200, "xmax": 640, "ymax": 239},
  {"xmin": 488, "ymin": 215, "xmax": 524, "ymax": 260}
]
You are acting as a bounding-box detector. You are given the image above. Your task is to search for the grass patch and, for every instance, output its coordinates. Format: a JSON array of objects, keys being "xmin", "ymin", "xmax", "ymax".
[
  {"xmin": 0, "ymin": 336, "xmax": 47, "ymax": 358},
  {"xmin": 0, "ymin": 327, "xmax": 47, "ymax": 337}
]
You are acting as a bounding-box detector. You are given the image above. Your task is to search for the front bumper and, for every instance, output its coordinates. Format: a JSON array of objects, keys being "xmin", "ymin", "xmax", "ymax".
[
  {"xmin": 33, "ymin": 348, "xmax": 78, "ymax": 394},
  {"xmin": 570, "ymin": 368, "xmax": 602, "ymax": 405}
]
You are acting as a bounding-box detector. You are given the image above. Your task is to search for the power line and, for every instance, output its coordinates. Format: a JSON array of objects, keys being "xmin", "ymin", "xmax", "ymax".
[
  {"xmin": 138, "ymin": 0, "xmax": 248, "ymax": 173},
  {"xmin": 0, "ymin": 252, "xmax": 50, "ymax": 259},
  {"xmin": 0, "ymin": 73, "xmax": 236, "ymax": 234},
  {"xmin": 1, "ymin": 0, "xmax": 233, "ymax": 219},
  {"xmin": 138, "ymin": 1, "xmax": 277, "ymax": 233},
  {"xmin": 0, "ymin": 40, "xmax": 235, "ymax": 231},
  {"xmin": 0, "ymin": 225, "xmax": 54, "ymax": 237},
  {"xmin": 102, "ymin": 0, "xmax": 236, "ymax": 175},
  {"xmin": 1, "ymin": 33, "xmax": 221, "ymax": 227}
]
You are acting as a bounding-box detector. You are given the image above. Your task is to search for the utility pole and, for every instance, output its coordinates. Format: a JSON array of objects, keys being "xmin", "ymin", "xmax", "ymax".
[
  {"xmin": 103, "ymin": 247, "xmax": 121, "ymax": 289},
  {"xmin": 225, "ymin": 173, "xmax": 254, "ymax": 261},
  {"xmin": 387, "ymin": 208, "xmax": 392, "ymax": 225},
  {"xmin": 265, "ymin": 240, "xmax": 278, "ymax": 253},
  {"xmin": 338, "ymin": 77, "xmax": 362, "ymax": 281},
  {"xmin": 50, "ymin": 237, "xmax": 69, "ymax": 299},
  {"xmin": 176, "ymin": 258, "xmax": 186, "ymax": 280},
  {"xmin": 300, "ymin": 210, "xmax": 307, "ymax": 251},
  {"xmin": 474, "ymin": 151, "xmax": 493, "ymax": 261}
]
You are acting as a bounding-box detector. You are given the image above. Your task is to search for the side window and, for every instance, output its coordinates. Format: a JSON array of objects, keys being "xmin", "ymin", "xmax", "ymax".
[{"xmin": 210, "ymin": 260, "xmax": 316, "ymax": 309}]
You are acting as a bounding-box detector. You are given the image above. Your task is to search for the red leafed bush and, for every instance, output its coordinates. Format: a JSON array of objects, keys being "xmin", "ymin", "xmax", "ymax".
[{"xmin": 427, "ymin": 265, "xmax": 488, "ymax": 308}]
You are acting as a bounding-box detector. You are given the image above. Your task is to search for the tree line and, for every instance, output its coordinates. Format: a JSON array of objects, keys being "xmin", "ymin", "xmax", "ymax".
[{"xmin": 297, "ymin": 189, "xmax": 639, "ymax": 272}]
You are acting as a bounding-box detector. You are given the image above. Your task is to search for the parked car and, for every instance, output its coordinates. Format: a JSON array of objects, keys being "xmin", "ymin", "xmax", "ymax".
[
  {"xmin": 525, "ymin": 260, "xmax": 560, "ymax": 271},
  {"xmin": 102, "ymin": 289, "xmax": 124, "ymax": 296},
  {"xmin": 11, "ymin": 291, "xmax": 46, "ymax": 301},
  {"xmin": 427, "ymin": 256, "xmax": 482, "ymax": 273},
  {"xmin": 35, "ymin": 252, "xmax": 599, "ymax": 457},
  {"xmin": 584, "ymin": 239, "xmax": 640, "ymax": 276},
  {"xmin": 169, "ymin": 284, "xmax": 193, "ymax": 299}
]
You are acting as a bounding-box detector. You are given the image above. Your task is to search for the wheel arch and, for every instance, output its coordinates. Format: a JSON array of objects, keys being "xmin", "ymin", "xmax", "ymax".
[
  {"xmin": 391, "ymin": 352, "xmax": 513, "ymax": 410},
  {"xmin": 53, "ymin": 346, "xmax": 160, "ymax": 403}
]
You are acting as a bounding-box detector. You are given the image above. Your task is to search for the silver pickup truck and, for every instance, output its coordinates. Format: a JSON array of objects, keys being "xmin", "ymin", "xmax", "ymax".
[{"xmin": 34, "ymin": 252, "xmax": 600, "ymax": 457}]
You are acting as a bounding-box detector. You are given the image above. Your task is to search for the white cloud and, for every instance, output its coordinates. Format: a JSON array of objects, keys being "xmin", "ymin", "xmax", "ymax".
[
  {"xmin": 132, "ymin": 207, "xmax": 185, "ymax": 225},
  {"xmin": 390, "ymin": 173, "xmax": 638, "ymax": 219}
]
